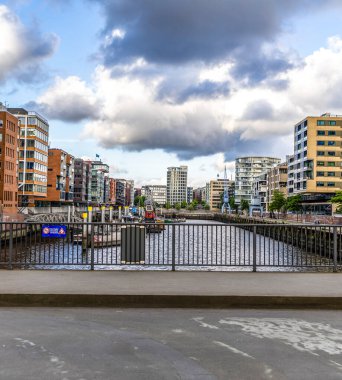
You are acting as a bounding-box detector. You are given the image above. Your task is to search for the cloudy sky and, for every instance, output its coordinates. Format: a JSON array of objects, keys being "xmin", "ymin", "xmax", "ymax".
[{"xmin": 1, "ymin": 0, "xmax": 342, "ymax": 187}]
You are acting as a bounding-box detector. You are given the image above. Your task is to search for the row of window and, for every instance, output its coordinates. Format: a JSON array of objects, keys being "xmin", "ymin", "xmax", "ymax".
[
  {"xmin": 18, "ymin": 117, "xmax": 49, "ymax": 133},
  {"xmin": 317, "ymin": 120, "xmax": 337, "ymax": 126},
  {"xmin": 18, "ymin": 173, "xmax": 47, "ymax": 182},
  {"xmin": 20, "ymin": 139, "xmax": 48, "ymax": 152},
  {"xmin": 317, "ymin": 182, "xmax": 337, "ymax": 187},
  {"xmin": 316, "ymin": 172, "xmax": 339, "ymax": 177},
  {"xmin": 19, "ymin": 150, "xmax": 48, "ymax": 163},
  {"xmin": 317, "ymin": 141, "xmax": 337, "ymax": 146},
  {"xmin": 20, "ymin": 128, "xmax": 48, "ymax": 143},
  {"xmin": 22, "ymin": 184, "xmax": 47, "ymax": 193},
  {"xmin": 317, "ymin": 130, "xmax": 337, "ymax": 136},
  {"xmin": 317, "ymin": 151, "xmax": 338, "ymax": 156},
  {"xmin": 19, "ymin": 161, "xmax": 47, "ymax": 172},
  {"xmin": 317, "ymin": 161, "xmax": 337, "ymax": 167}
]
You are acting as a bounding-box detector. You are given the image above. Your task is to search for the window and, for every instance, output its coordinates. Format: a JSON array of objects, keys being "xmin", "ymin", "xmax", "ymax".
[
  {"xmin": 297, "ymin": 154, "xmax": 301, "ymax": 160},
  {"xmin": 317, "ymin": 161, "xmax": 324, "ymax": 166},
  {"xmin": 297, "ymin": 143, "xmax": 301, "ymax": 150},
  {"xmin": 316, "ymin": 171, "xmax": 324, "ymax": 177},
  {"xmin": 317, "ymin": 141, "xmax": 325, "ymax": 146},
  {"xmin": 317, "ymin": 131, "xmax": 325, "ymax": 136},
  {"xmin": 317, "ymin": 151, "xmax": 325, "ymax": 156},
  {"xmin": 317, "ymin": 120, "xmax": 325, "ymax": 126},
  {"xmin": 328, "ymin": 141, "xmax": 336, "ymax": 146},
  {"xmin": 329, "ymin": 121, "xmax": 336, "ymax": 126},
  {"xmin": 317, "ymin": 182, "xmax": 324, "ymax": 187},
  {"xmin": 328, "ymin": 131, "xmax": 336, "ymax": 136},
  {"xmin": 304, "ymin": 130, "xmax": 307, "ymax": 137},
  {"xmin": 328, "ymin": 151, "xmax": 336, "ymax": 156},
  {"xmin": 327, "ymin": 172, "xmax": 335, "ymax": 177},
  {"xmin": 304, "ymin": 140, "xmax": 307, "ymax": 147},
  {"xmin": 327, "ymin": 162, "xmax": 336, "ymax": 167},
  {"xmin": 327, "ymin": 182, "xmax": 335, "ymax": 187}
]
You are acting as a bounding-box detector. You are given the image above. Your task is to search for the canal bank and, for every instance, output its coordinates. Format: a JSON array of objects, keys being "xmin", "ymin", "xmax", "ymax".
[{"xmin": 1, "ymin": 270, "xmax": 342, "ymax": 309}]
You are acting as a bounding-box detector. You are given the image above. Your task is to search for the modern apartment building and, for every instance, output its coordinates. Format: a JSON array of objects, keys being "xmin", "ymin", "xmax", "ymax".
[
  {"xmin": 252, "ymin": 173, "xmax": 268, "ymax": 210},
  {"xmin": 43, "ymin": 149, "xmax": 74, "ymax": 205},
  {"xmin": 115, "ymin": 179, "xmax": 126, "ymax": 206},
  {"xmin": 287, "ymin": 155, "xmax": 295, "ymax": 196},
  {"xmin": 8, "ymin": 108, "xmax": 49, "ymax": 207},
  {"xmin": 0, "ymin": 105, "xmax": 19, "ymax": 213},
  {"xmin": 126, "ymin": 180, "xmax": 134, "ymax": 206},
  {"xmin": 208, "ymin": 179, "xmax": 235, "ymax": 211},
  {"xmin": 73, "ymin": 158, "xmax": 91, "ymax": 204},
  {"xmin": 187, "ymin": 187, "xmax": 193, "ymax": 204},
  {"xmin": 291, "ymin": 113, "xmax": 342, "ymax": 213},
  {"xmin": 108, "ymin": 178, "xmax": 116, "ymax": 204},
  {"xmin": 90, "ymin": 161, "xmax": 109, "ymax": 204},
  {"xmin": 267, "ymin": 162, "xmax": 288, "ymax": 209},
  {"xmin": 141, "ymin": 185, "xmax": 167, "ymax": 205},
  {"xmin": 166, "ymin": 166, "xmax": 188, "ymax": 205},
  {"xmin": 235, "ymin": 156, "xmax": 281, "ymax": 204}
]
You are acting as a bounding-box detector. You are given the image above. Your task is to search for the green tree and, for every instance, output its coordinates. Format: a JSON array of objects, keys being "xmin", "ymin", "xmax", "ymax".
[
  {"xmin": 134, "ymin": 196, "xmax": 146, "ymax": 207},
  {"xmin": 331, "ymin": 191, "xmax": 342, "ymax": 214},
  {"xmin": 175, "ymin": 203, "xmax": 181, "ymax": 210},
  {"xmin": 229, "ymin": 197, "xmax": 238, "ymax": 213},
  {"xmin": 204, "ymin": 203, "xmax": 210, "ymax": 210},
  {"xmin": 187, "ymin": 203, "xmax": 195, "ymax": 211},
  {"xmin": 165, "ymin": 202, "xmax": 171, "ymax": 210},
  {"xmin": 269, "ymin": 190, "xmax": 286, "ymax": 217},
  {"xmin": 181, "ymin": 200, "xmax": 187, "ymax": 208},
  {"xmin": 240, "ymin": 199, "xmax": 250, "ymax": 214},
  {"xmin": 285, "ymin": 195, "xmax": 302, "ymax": 221}
]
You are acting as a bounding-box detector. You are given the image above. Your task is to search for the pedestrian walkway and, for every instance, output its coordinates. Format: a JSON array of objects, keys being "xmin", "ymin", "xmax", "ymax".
[{"xmin": 1, "ymin": 270, "xmax": 342, "ymax": 308}]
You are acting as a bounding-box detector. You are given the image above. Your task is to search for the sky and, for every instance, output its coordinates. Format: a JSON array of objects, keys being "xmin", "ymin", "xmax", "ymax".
[{"xmin": 1, "ymin": 0, "xmax": 342, "ymax": 188}]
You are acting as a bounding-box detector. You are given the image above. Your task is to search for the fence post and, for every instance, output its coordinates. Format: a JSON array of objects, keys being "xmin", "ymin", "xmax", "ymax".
[
  {"xmin": 253, "ymin": 225, "xmax": 257, "ymax": 272},
  {"xmin": 172, "ymin": 224, "xmax": 176, "ymax": 271},
  {"xmin": 8, "ymin": 224, "xmax": 13, "ymax": 270},
  {"xmin": 90, "ymin": 223, "xmax": 95, "ymax": 271},
  {"xmin": 333, "ymin": 226, "xmax": 337, "ymax": 273}
]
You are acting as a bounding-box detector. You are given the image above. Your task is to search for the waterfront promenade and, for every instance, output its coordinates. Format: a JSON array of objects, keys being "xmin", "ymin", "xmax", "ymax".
[{"xmin": 1, "ymin": 270, "xmax": 342, "ymax": 308}]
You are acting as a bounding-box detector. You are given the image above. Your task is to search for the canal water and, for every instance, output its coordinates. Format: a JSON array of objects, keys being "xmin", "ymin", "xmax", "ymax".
[{"xmin": 5, "ymin": 220, "xmax": 334, "ymax": 271}]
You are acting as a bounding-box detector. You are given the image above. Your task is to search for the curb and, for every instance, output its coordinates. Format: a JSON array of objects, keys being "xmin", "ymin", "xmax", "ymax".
[{"xmin": 0, "ymin": 294, "xmax": 342, "ymax": 309}]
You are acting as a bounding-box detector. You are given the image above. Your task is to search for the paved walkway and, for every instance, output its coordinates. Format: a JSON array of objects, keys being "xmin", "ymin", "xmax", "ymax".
[{"xmin": 1, "ymin": 271, "xmax": 342, "ymax": 308}]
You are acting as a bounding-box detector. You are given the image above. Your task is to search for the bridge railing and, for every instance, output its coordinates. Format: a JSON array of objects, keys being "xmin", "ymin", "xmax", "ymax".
[{"xmin": 0, "ymin": 222, "xmax": 341, "ymax": 271}]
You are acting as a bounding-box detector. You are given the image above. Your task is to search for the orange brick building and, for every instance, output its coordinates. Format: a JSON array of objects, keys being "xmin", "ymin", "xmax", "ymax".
[
  {"xmin": 0, "ymin": 105, "xmax": 19, "ymax": 213},
  {"xmin": 44, "ymin": 149, "xmax": 74, "ymax": 206}
]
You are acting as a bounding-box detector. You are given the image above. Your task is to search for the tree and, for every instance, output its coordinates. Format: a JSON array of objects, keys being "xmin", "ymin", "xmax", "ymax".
[
  {"xmin": 331, "ymin": 191, "xmax": 342, "ymax": 214},
  {"xmin": 181, "ymin": 200, "xmax": 187, "ymax": 208},
  {"xmin": 285, "ymin": 195, "xmax": 302, "ymax": 221},
  {"xmin": 240, "ymin": 199, "xmax": 249, "ymax": 214},
  {"xmin": 269, "ymin": 190, "xmax": 286, "ymax": 217},
  {"xmin": 165, "ymin": 202, "xmax": 171, "ymax": 210},
  {"xmin": 187, "ymin": 203, "xmax": 195, "ymax": 211},
  {"xmin": 175, "ymin": 203, "xmax": 181, "ymax": 210},
  {"xmin": 134, "ymin": 196, "xmax": 145, "ymax": 207},
  {"xmin": 229, "ymin": 197, "xmax": 238, "ymax": 213}
]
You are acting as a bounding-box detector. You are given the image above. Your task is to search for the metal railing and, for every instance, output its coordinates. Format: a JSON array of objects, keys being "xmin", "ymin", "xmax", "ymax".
[{"xmin": 0, "ymin": 222, "xmax": 341, "ymax": 271}]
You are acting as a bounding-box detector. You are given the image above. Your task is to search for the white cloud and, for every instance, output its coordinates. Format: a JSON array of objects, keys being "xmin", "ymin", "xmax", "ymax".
[
  {"xmin": 0, "ymin": 5, "xmax": 58, "ymax": 81},
  {"xmin": 34, "ymin": 36, "xmax": 342, "ymax": 163}
]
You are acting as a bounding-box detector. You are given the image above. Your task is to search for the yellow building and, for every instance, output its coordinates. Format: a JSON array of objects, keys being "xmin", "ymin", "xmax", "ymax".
[
  {"xmin": 209, "ymin": 179, "xmax": 234, "ymax": 211},
  {"xmin": 290, "ymin": 113, "xmax": 341, "ymax": 214}
]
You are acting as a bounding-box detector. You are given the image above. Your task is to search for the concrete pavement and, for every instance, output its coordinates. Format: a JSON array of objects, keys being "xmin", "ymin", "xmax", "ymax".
[
  {"xmin": 0, "ymin": 270, "xmax": 342, "ymax": 308},
  {"xmin": 1, "ymin": 308, "xmax": 342, "ymax": 379}
]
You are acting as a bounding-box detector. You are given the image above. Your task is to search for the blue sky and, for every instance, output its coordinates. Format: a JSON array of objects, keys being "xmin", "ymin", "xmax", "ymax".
[{"xmin": 1, "ymin": 0, "xmax": 342, "ymax": 187}]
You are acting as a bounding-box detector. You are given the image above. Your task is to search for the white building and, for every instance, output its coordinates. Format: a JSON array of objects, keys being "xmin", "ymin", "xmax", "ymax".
[
  {"xmin": 166, "ymin": 166, "xmax": 188, "ymax": 205},
  {"xmin": 235, "ymin": 156, "xmax": 281, "ymax": 204},
  {"xmin": 141, "ymin": 185, "xmax": 167, "ymax": 206}
]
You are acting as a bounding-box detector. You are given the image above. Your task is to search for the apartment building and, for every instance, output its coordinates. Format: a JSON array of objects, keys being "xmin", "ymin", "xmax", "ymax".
[
  {"xmin": 166, "ymin": 166, "xmax": 188, "ymax": 205},
  {"xmin": 208, "ymin": 179, "xmax": 235, "ymax": 211},
  {"xmin": 126, "ymin": 180, "xmax": 134, "ymax": 206},
  {"xmin": 287, "ymin": 155, "xmax": 295, "ymax": 196},
  {"xmin": 291, "ymin": 113, "xmax": 342, "ymax": 213},
  {"xmin": 73, "ymin": 158, "xmax": 91, "ymax": 204},
  {"xmin": 43, "ymin": 149, "xmax": 74, "ymax": 206},
  {"xmin": 266, "ymin": 162, "xmax": 288, "ymax": 209},
  {"xmin": 235, "ymin": 156, "xmax": 281, "ymax": 204},
  {"xmin": 252, "ymin": 173, "xmax": 268, "ymax": 210},
  {"xmin": 0, "ymin": 105, "xmax": 19, "ymax": 213},
  {"xmin": 8, "ymin": 108, "xmax": 49, "ymax": 207},
  {"xmin": 141, "ymin": 185, "xmax": 167, "ymax": 205},
  {"xmin": 187, "ymin": 187, "xmax": 194, "ymax": 204},
  {"xmin": 90, "ymin": 161, "xmax": 109, "ymax": 204},
  {"xmin": 108, "ymin": 178, "xmax": 116, "ymax": 204},
  {"xmin": 115, "ymin": 179, "xmax": 126, "ymax": 206}
]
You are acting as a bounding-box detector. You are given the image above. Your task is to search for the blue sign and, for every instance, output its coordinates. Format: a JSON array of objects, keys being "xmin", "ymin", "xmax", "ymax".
[{"xmin": 42, "ymin": 225, "xmax": 67, "ymax": 238}]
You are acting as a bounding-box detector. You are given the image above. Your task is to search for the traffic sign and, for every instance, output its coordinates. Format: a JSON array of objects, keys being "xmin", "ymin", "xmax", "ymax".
[{"xmin": 42, "ymin": 225, "xmax": 67, "ymax": 238}]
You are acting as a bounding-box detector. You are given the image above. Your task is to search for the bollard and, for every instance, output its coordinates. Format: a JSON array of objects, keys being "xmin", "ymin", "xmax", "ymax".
[
  {"xmin": 101, "ymin": 206, "xmax": 105, "ymax": 223},
  {"xmin": 82, "ymin": 212, "xmax": 88, "ymax": 254},
  {"xmin": 118, "ymin": 206, "xmax": 122, "ymax": 221},
  {"xmin": 87, "ymin": 206, "xmax": 93, "ymax": 234},
  {"xmin": 67, "ymin": 205, "xmax": 71, "ymax": 223},
  {"xmin": 124, "ymin": 206, "xmax": 129, "ymax": 216},
  {"xmin": 109, "ymin": 206, "xmax": 113, "ymax": 222}
]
